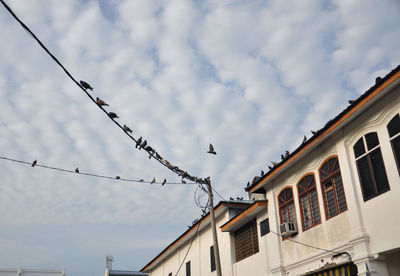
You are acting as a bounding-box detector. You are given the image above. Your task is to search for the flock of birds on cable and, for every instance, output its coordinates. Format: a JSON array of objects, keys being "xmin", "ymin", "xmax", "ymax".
[
  {"xmin": 30, "ymin": 80, "xmax": 364, "ymax": 189},
  {"xmin": 30, "ymin": 80, "xmax": 217, "ymax": 185}
]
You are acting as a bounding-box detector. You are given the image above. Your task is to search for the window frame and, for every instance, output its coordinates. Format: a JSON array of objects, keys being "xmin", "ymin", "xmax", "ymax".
[
  {"xmin": 387, "ymin": 114, "xmax": 400, "ymax": 174},
  {"xmin": 354, "ymin": 133, "xmax": 390, "ymax": 201},
  {"xmin": 185, "ymin": 261, "xmax": 191, "ymax": 276},
  {"xmin": 297, "ymin": 173, "xmax": 321, "ymax": 231},
  {"xmin": 319, "ymin": 156, "xmax": 348, "ymax": 220},
  {"xmin": 233, "ymin": 220, "xmax": 259, "ymax": 262},
  {"xmin": 278, "ymin": 187, "xmax": 298, "ymax": 238}
]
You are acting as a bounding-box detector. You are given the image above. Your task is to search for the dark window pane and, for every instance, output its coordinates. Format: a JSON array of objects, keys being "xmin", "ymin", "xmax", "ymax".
[
  {"xmin": 354, "ymin": 138, "xmax": 365, "ymax": 158},
  {"xmin": 357, "ymin": 156, "xmax": 376, "ymax": 199},
  {"xmin": 210, "ymin": 246, "xmax": 216, "ymax": 272},
  {"xmin": 392, "ymin": 135, "xmax": 400, "ymax": 171},
  {"xmin": 169, "ymin": 273, "xmax": 172, "ymax": 276},
  {"xmin": 366, "ymin": 132, "xmax": 379, "ymax": 150},
  {"xmin": 370, "ymin": 149, "xmax": 390, "ymax": 193},
  {"xmin": 260, "ymin": 218, "xmax": 270, "ymax": 236},
  {"xmin": 328, "ymin": 158, "xmax": 336, "ymax": 172},
  {"xmin": 387, "ymin": 114, "xmax": 400, "ymax": 138},
  {"xmin": 186, "ymin": 261, "xmax": 191, "ymax": 276}
]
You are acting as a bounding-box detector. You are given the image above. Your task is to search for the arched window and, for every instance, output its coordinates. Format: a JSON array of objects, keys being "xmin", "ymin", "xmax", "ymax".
[
  {"xmin": 298, "ymin": 174, "xmax": 321, "ymax": 230},
  {"xmin": 319, "ymin": 157, "xmax": 347, "ymax": 219},
  {"xmin": 353, "ymin": 132, "xmax": 390, "ymax": 201},
  {"xmin": 387, "ymin": 114, "xmax": 400, "ymax": 173},
  {"xmin": 278, "ymin": 188, "xmax": 297, "ymax": 226}
]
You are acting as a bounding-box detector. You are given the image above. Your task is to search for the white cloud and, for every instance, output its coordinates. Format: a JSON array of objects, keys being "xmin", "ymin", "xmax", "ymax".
[{"xmin": 0, "ymin": 0, "xmax": 399, "ymax": 275}]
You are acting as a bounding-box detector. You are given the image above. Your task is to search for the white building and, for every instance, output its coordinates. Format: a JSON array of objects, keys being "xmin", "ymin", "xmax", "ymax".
[
  {"xmin": 246, "ymin": 65, "xmax": 400, "ymax": 275},
  {"xmin": 141, "ymin": 65, "xmax": 400, "ymax": 276}
]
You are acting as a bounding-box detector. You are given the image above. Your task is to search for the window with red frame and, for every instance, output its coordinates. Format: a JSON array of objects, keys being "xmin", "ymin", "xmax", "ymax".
[
  {"xmin": 387, "ymin": 114, "xmax": 400, "ymax": 173},
  {"xmin": 320, "ymin": 157, "xmax": 347, "ymax": 219},
  {"xmin": 278, "ymin": 188, "xmax": 297, "ymax": 226},
  {"xmin": 298, "ymin": 174, "xmax": 321, "ymax": 230}
]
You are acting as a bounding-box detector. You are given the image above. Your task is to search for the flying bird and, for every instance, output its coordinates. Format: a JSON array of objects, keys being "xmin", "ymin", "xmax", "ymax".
[
  {"xmin": 207, "ymin": 144, "xmax": 217, "ymax": 155},
  {"xmin": 96, "ymin": 97, "xmax": 109, "ymax": 107},
  {"xmin": 75, "ymin": 168, "xmax": 79, "ymax": 173},
  {"xmin": 123, "ymin": 125, "xmax": 132, "ymax": 134},
  {"xmin": 80, "ymin": 80, "xmax": 93, "ymax": 91},
  {"xmin": 151, "ymin": 177, "xmax": 156, "ymax": 184},
  {"xmin": 136, "ymin": 137, "xmax": 142, "ymax": 148},
  {"xmin": 108, "ymin": 112, "xmax": 119, "ymax": 119},
  {"xmin": 162, "ymin": 178, "xmax": 167, "ymax": 186},
  {"xmin": 31, "ymin": 160, "xmax": 37, "ymax": 167}
]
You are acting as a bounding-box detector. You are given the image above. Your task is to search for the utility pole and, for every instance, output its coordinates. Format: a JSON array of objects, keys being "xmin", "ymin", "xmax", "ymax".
[{"xmin": 206, "ymin": 178, "xmax": 222, "ymax": 276}]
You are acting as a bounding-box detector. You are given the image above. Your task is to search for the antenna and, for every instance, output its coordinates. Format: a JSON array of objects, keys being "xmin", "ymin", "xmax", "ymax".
[{"xmin": 106, "ymin": 255, "xmax": 114, "ymax": 270}]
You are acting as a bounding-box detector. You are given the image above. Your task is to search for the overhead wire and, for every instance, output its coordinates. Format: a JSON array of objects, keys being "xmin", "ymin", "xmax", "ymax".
[
  {"xmin": 0, "ymin": 155, "xmax": 197, "ymax": 185},
  {"xmin": 0, "ymin": 0, "xmax": 208, "ymax": 186}
]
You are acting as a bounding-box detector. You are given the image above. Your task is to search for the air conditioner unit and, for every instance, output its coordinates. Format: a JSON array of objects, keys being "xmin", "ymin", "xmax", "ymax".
[{"xmin": 279, "ymin": 222, "xmax": 297, "ymax": 236}]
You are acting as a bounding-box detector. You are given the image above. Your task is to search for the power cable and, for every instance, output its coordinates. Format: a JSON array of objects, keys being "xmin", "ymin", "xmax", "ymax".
[
  {"xmin": 0, "ymin": 155, "xmax": 197, "ymax": 185},
  {"xmin": 0, "ymin": 0, "xmax": 208, "ymax": 186},
  {"xmin": 174, "ymin": 220, "xmax": 202, "ymax": 276}
]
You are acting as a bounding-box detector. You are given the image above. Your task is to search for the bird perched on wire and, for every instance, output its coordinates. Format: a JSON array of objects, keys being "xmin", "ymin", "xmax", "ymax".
[
  {"xmin": 151, "ymin": 177, "xmax": 156, "ymax": 184},
  {"xmin": 181, "ymin": 179, "xmax": 186, "ymax": 184},
  {"xmin": 31, "ymin": 160, "xmax": 37, "ymax": 167},
  {"xmin": 80, "ymin": 80, "xmax": 93, "ymax": 91},
  {"xmin": 75, "ymin": 168, "xmax": 79, "ymax": 173},
  {"xmin": 135, "ymin": 137, "xmax": 142, "ymax": 148},
  {"xmin": 96, "ymin": 97, "xmax": 109, "ymax": 107},
  {"xmin": 108, "ymin": 112, "xmax": 119, "ymax": 119},
  {"xmin": 139, "ymin": 179, "xmax": 144, "ymax": 182},
  {"xmin": 115, "ymin": 176, "xmax": 120, "ymax": 179},
  {"xmin": 123, "ymin": 124, "xmax": 132, "ymax": 134},
  {"xmin": 140, "ymin": 140, "xmax": 147, "ymax": 150},
  {"xmin": 162, "ymin": 178, "xmax": 167, "ymax": 186},
  {"xmin": 207, "ymin": 144, "xmax": 217, "ymax": 155}
]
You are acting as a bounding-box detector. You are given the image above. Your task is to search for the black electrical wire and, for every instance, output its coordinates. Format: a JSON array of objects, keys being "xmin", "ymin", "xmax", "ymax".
[
  {"xmin": 0, "ymin": 155, "xmax": 197, "ymax": 185},
  {"xmin": 174, "ymin": 219, "xmax": 202, "ymax": 276},
  {"xmin": 0, "ymin": 0, "xmax": 207, "ymax": 185}
]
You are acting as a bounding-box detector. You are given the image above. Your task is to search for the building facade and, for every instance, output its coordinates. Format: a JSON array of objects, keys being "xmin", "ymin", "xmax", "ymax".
[{"xmin": 142, "ymin": 65, "xmax": 400, "ymax": 276}]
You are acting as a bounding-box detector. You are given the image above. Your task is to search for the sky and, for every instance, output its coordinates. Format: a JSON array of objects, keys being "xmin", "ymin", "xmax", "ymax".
[{"xmin": 0, "ymin": 0, "xmax": 399, "ymax": 275}]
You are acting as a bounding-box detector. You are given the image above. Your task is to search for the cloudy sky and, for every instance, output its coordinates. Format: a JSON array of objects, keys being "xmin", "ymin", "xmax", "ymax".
[{"xmin": 0, "ymin": 0, "xmax": 399, "ymax": 275}]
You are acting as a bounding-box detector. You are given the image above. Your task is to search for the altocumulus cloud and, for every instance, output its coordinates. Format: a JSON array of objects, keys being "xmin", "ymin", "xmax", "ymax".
[{"xmin": 0, "ymin": 0, "xmax": 399, "ymax": 275}]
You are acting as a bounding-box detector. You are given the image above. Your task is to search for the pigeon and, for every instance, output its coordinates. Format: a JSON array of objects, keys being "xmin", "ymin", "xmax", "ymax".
[
  {"xmin": 207, "ymin": 144, "xmax": 217, "ymax": 155},
  {"xmin": 80, "ymin": 80, "xmax": 93, "ymax": 91},
  {"xmin": 272, "ymin": 161, "xmax": 278, "ymax": 166},
  {"xmin": 75, "ymin": 168, "xmax": 79, "ymax": 173},
  {"xmin": 230, "ymin": 197, "xmax": 234, "ymax": 200},
  {"xmin": 135, "ymin": 137, "xmax": 142, "ymax": 148},
  {"xmin": 302, "ymin": 135, "xmax": 307, "ymax": 144},
  {"xmin": 284, "ymin": 150, "xmax": 290, "ymax": 157},
  {"xmin": 311, "ymin": 130, "xmax": 317, "ymax": 135},
  {"xmin": 247, "ymin": 181, "xmax": 250, "ymax": 187},
  {"xmin": 376, "ymin": 76, "xmax": 382, "ymax": 84},
  {"xmin": 261, "ymin": 170, "xmax": 265, "ymax": 176},
  {"xmin": 108, "ymin": 112, "xmax": 119, "ymax": 119},
  {"xmin": 162, "ymin": 178, "xmax": 167, "ymax": 186},
  {"xmin": 31, "ymin": 160, "xmax": 37, "ymax": 167},
  {"xmin": 268, "ymin": 165, "xmax": 272, "ymax": 170},
  {"xmin": 139, "ymin": 179, "xmax": 144, "ymax": 182},
  {"xmin": 139, "ymin": 140, "xmax": 147, "ymax": 150},
  {"xmin": 123, "ymin": 125, "xmax": 132, "ymax": 134},
  {"xmin": 181, "ymin": 179, "xmax": 186, "ymax": 184},
  {"xmin": 116, "ymin": 176, "xmax": 120, "ymax": 179},
  {"xmin": 155, "ymin": 152, "xmax": 162, "ymax": 160},
  {"xmin": 348, "ymin": 100, "xmax": 356, "ymax": 105},
  {"xmin": 281, "ymin": 154, "xmax": 285, "ymax": 160},
  {"xmin": 148, "ymin": 150, "xmax": 155, "ymax": 159},
  {"xmin": 96, "ymin": 97, "xmax": 109, "ymax": 107},
  {"xmin": 151, "ymin": 177, "xmax": 156, "ymax": 184}
]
